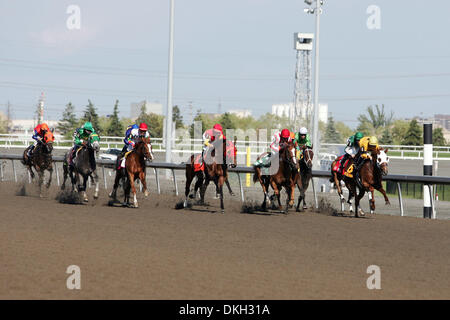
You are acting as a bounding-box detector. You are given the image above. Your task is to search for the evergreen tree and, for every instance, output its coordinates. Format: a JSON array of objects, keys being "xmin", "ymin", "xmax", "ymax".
[
  {"xmin": 81, "ymin": 100, "xmax": 101, "ymax": 133},
  {"xmin": 220, "ymin": 112, "xmax": 236, "ymax": 131},
  {"xmin": 57, "ymin": 102, "xmax": 78, "ymax": 139},
  {"xmin": 402, "ymin": 120, "xmax": 422, "ymax": 145},
  {"xmin": 172, "ymin": 105, "xmax": 184, "ymax": 129},
  {"xmin": 380, "ymin": 127, "xmax": 394, "ymax": 145},
  {"xmin": 107, "ymin": 100, "xmax": 123, "ymax": 136},
  {"xmin": 433, "ymin": 128, "xmax": 447, "ymax": 146},
  {"xmin": 324, "ymin": 115, "xmax": 342, "ymax": 143}
]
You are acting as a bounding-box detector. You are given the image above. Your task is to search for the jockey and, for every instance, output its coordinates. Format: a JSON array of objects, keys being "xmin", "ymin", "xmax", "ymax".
[
  {"xmin": 122, "ymin": 124, "xmax": 139, "ymax": 154},
  {"xmin": 338, "ymin": 131, "xmax": 364, "ymax": 173},
  {"xmin": 203, "ymin": 123, "xmax": 224, "ymax": 150},
  {"xmin": 70, "ymin": 122, "xmax": 97, "ymax": 165},
  {"xmin": 254, "ymin": 129, "xmax": 291, "ymax": 168},
  {"xmin": 293, "ymin": 127, "xmax": 312, "ymax": 160},
  {"xmin": 27, "ymin": 122, "xmax": 50, "ymax": 157},
  {"xmin": 354, "ymin": 135, "xmax": 380, "ymax": 180}
]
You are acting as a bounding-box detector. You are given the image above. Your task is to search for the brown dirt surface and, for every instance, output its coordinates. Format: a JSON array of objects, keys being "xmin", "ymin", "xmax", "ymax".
[{"xmin": 1, "ymin": 181, "xmax": 449, "ymax": 299}]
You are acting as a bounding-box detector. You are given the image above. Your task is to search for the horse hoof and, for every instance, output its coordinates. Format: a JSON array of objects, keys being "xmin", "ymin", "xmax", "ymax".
[
  {"xmin": 230, "ymin": 192, "xmax": 235, "ymax": 196},
  {"xmin": 94, "ymin": 195, "xmax": 99, "ymax": 200},
  {"xmin": 385, "ymin": 201, "xmax": 391, "ymax": 206},
  {"xmin": 370, "ymin": 210, "xmax": 374, "ymax": 214},
  {"xmin": 221, "ymin": 210, "xmax": 224, "ymax": 214},
  {"xmin": 144, "ymin": 191, "xmax": 149, "ymax": 197}
]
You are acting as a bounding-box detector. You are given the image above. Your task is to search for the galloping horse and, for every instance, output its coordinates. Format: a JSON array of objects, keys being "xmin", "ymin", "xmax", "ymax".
[
  {"xmin": 330, "ymin": 154, "xmax": 357, "ymax": 213},
  {"xmin": 62, "ymin": 134, "xmax": 100, "ymax": 202},
  {"xmin": 122, "ymin": 137, "xmax": 152, "ymax": 208},
  {"xmin": 22, "ymin": 131, "xmax": 54, "ymax": 197},
  {"xmin": 354, "ymin": 149, "xmax": 390, "ymax": 217},
  {"xmin": 295, "ymin": 145, "xmax": 314, "ymax": 211},
  {"xmin": 198, "ymin": 137, "xmax": 237, "ymax": 213},
  {"xmin": 253, "ymin": 141, "xmax": 298, "ymax": 213},
  {"xmin": 109, "ymin": 136, "xmax": 153, "ymax": 206}
]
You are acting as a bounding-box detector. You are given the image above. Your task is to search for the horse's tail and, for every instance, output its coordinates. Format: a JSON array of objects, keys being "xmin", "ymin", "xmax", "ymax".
[{"xmin": 252, "ymin": 166, "xmax": 259, "ymax": 184}]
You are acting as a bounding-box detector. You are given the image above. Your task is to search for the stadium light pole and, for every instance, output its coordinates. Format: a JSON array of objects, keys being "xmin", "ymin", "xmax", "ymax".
[
  {"xmin": 304, "ymin": 0, "xmax": 322, "ymax": 167},
  {"xmin": 165, "ymin": 0, "xmax": 175, "ymax": 164}
]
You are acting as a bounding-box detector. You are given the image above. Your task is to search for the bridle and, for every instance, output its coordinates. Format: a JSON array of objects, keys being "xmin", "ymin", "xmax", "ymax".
[{"xmin": 302, "ymin": 147, "xmax": 314, "ymax": 169}]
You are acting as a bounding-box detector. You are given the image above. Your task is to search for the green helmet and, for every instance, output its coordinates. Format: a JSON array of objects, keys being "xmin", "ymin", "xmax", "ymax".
[
  {"xmin": 82, "ymin": 122, "xmax": 94, "ymax": 132},
  {"xmin": 355, "ymin": 132, "xmax": 364, "ymax": 140}
]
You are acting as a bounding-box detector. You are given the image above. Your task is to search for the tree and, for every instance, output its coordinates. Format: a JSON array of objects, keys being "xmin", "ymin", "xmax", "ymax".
[
  {"xmin": 57, "ymin": 102, "xmax": 78, "ymax": 139},
  {"xmin": 323, "ymin": 115, "xmax": 342, "ymax": 143},
  {"xmin": 135, "ymin": 104, "xmax": 164, "ymax": 137},
  {"xmin": 380, "ymin": 128, "xmax": 394, "ymax": 145},
  {"xmin": 357, "ymin": 104, "xmax": 393, "ymax": 136},
  {"xmin": 402, "ymin": 119, "xmax": 422, "ymax": 145},
  {"xmin": 107, "ymin": 100, "xmax": 123, "ymax": 136},
  {"xmin": 81, "ymin": 100, "xmax": 101, "ymax": 133},
  {"xmin": 335, "ymin": 121, "xmax": 353, "ymax": 143},
  {"xmin": 391, "ymin": 120, "xmax": 410, "ymax": 145},
  {"xmin": 433, "ymin": 128, "xmax": 447, "ymax": 146},
  {"xmin": 172, "ymin": 105, "xmax": 184, "ymax": 129},
  {"xmin": 0, "ymin": 111, "xmax": 8, "ymax": 133},
  {"xmin": 219, "ymin": 112, "xmax": 236, "ymax": 131}
]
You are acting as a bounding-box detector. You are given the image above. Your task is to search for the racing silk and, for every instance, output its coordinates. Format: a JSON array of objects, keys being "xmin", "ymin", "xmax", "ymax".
[
  {"xmin": 270, "ymin": 131, "xmax": 292, "ymax": 154},
  {"xmin": 203, "ymin": 128, "xmax": 223, "ymax": 147},
  {"xmin": 294, "ymin": 132, "xmax": 312, "ymax": 150},
  {"xmin": 73, "ymin": 127, "xmax": 97, "ymax": 146},
  {"xmin": 359, "ymin": 136, "xmax": 380, "ymax": 154},
  {"xmin": 32, "ymin": 124, "xmax": 46, "ymax": 142},
  {"xmin": 124, "ymin": 124, "xmax": 139, "ymax": 147}
]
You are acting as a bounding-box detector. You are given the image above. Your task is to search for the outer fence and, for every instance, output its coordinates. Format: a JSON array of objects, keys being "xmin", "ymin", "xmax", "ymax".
[{"xmin": 2, "ymin": 153, "xmax": 450, "ymax": 219}]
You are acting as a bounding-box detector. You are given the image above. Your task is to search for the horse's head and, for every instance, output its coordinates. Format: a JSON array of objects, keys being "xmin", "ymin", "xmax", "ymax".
[
  {"xmin": 141, "ymin": 135, "xmax": 154, "ymax": 161},
  {"xmin": 281, "ymin": 141, "xmax": 297, "ymax": 170},
  {"xmin": 377, "ymin": 148, "xmax": 389, "ymax": 176},
  {"xmin": 302, "ymin": 146, "xmax": 314, "ymax": 169},
  {"xmin": 88, "ymin": 133, "xmax": 100, "ymax": 154},
  {"xmin": 135, "ymin": 137, "xmax": 152, "ymax": 160},
  {"xmin": 42, "ymin": 131, "xmax": 54, "ymax": 153}
]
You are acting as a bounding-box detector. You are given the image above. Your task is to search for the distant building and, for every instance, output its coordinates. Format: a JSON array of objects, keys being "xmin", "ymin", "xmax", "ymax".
[
  {"xmin": 228, "ymin": 109, "xmax": 252, "ymax": 118},
  {"xmin": 9, "ymin": 119, "xmax": 59, "ymax": 134},
  {"xmin": 272, "ymin": 103, "xmax": 328, "ymax": 124},
  {"xmin": 130, "ymin": 100, "xmax": 163, "ymax": 119}
]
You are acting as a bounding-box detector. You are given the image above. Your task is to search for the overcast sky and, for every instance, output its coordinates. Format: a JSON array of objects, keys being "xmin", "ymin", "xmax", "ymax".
[{"xmin": 1, "ymin": 0, "xmax": 450, "ymax": 128}]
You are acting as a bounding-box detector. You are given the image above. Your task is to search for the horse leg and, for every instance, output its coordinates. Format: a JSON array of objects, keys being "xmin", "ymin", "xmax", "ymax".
[
  {"xmin": 368, "ymin": 187, "xmax": 376, "ymax": 214},
  {"xmin": 92, "ymin": 171, "xmax": 99, "ymax": 199},
  {"xmin": 82, "ymin": 175, "xmax": 89, "ymax": 202},
  {"xmin": 271, "ymin": 181, "xmax": 282, "ymax": 211},
  {"xmin": 139, "ymin": 171, "xmax": 148, "ymax": 197},
  {"xmin": 376, "ymin": 185, "xmax": 391, "ymax": 206},
  {"xmin": 284, "ymin": 186, "xmax": 290, "ymax": 214},
  {"xmin": 185, "ymin": 167, "xmax": 193, "ymax": 206},
  {"xmin": 109, "ymin": 169, "xmax": 121, "ymax": 200},
  {"xmin": 218, "ymin": 175, "xmax": 225, "ymax": 214},
  {"xmin": 46, "ymin": 164, "xmax": 53, "ymax": 189},
  {"xmin": 194, "ymin": 173, "xmax": 204, "ymax": 199},
  {"xmin": 225, "ymin": 178, "xmax": 235, "ymax": 196},
  {"xmin": 38, "ymin": 170, "xmax": 44, "ymax": 198},
  {"xmin": 199, "ymin": 177, "xmax": 210, "ymax": 205},
  {"xmin": 334, "ymin": 172, "xmax": 346, "ymax": 211},
  {"xmin": 128, "ymin": 173, "xmax": 138, "ymax": 208},
  {"xmin": 61, "ymin": 163, "xmax": 68, "ymax": 190},
  {"xmin": 355, "ymin": 187, "xmax": 366, "ymax": 217}
]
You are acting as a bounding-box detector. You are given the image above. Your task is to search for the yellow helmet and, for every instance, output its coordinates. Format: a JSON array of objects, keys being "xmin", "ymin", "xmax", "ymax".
[{"xmin": 369, "ymin": 136, "xmax": 378, "ymax": 146}]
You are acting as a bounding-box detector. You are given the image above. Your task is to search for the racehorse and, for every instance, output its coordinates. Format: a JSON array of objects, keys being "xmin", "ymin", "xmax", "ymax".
[
  {"xmin": 253, "ymin": 141, "xmax": 298, "ymax": 213},
  {"xmin": 22, "ymin": 131, "xmax": 54, "ymax": 197},
  {"xmin": 354, "ymin": 149, "xmax": 390, "ymax": 217},
  {"xmin": 122, "ymin": 137, "xmax": 152, "ymax": 208},
  {"xmin": 61, "ymin": 134, "xmax": 100, "ymax": 202},
  {"xmin": 109, "ymin": 136, "xmax": 154, "ymax": 207},
  {"xmin": 295, "ymin": 145, "xmax": 314, "ymax": 211},
  {"xmin": 330, "ymin": 154, "xmax": 357, "ymax": 213},
  {"xmin": 197, "ymin": 137, "xmax": 237, "ymax": 213}
]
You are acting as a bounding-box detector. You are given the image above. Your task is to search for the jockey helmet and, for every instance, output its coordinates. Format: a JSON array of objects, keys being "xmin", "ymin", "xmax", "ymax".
[
  {"xmin": 355, "ymin": 132, "xmax": 364, "ymax": 141},
  {"xmin": 281, "ymin": 129, "xmax": 290, "ymax": 139},
  {"xmin": 139, "ymin": 123, "xmax": 148, "ymax": 131},
  {"xmin": 40, "ymin": 123, "xmax": 49, "ymax": 132},
  {"xmin": 299, "ymin": 127, "xmax": 308, "ymax": 135},
  {"xmin": 369, "ymin": 136, "xmax": 378, "ymax": 146},
  {"xmin": 82, "ymin": 122, "xmax": 94, "ymax": 133},
  {"xmin": 213, "ymin": 123, "xmax": 223, "ymax": 133}
]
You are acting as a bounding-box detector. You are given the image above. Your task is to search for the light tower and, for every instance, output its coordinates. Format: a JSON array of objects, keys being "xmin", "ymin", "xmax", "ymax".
[
  {"xmin": 293, "ymin": 33, "xmax": 314, "ymax": 129},
  {"xmin": 37, "ymin": 92, "xmax": 45, "ymax": 124}
]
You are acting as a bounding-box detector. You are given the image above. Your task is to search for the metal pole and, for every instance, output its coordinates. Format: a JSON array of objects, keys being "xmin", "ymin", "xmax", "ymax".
[
  {"xmin": 165, "ymin": 0, "xmax": 175, "ymax": 166},
  {"xmin": 12, "ymin": 160, "xmax": 17, "ymax": 182},
  {"xmin": 171, "ymin": 168, "xmax": 178, "ymax": 195},
  {"xmin": 311, "ymin": 0, "xmax": 321, "ymax": 168},
  {"xmin": 237, "ymin": 172, "xmax": 244, "ymax": 203},
  {"xmin": 154, "ymin": 168, "xmax": 161, "ymax": 194},
  {"xmin": 0, "ymin": 160, "xmax": 4, "ymax": 181},
  {"xmin": 397, "ymin": 182, "xmax": 404, "ymax": 217}
]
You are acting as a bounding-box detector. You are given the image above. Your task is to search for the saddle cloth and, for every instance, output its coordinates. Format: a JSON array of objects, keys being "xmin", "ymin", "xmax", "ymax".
[
  {"xmin": 193, "ymin": 154, "xmax": 205, "ymax": 172},
  {"xmin": 118, "ymin": 150, "xmax": 133, "ymax": 169},
  {"xmin": 333, "ymin": 155, "xmax": 354, "ymax": 178}
]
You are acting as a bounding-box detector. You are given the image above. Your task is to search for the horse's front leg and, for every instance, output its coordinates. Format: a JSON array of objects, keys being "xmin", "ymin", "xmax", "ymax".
[
  {"xmin": 81, "ymin": 175, "xmax": 89, "ymax": 202},
  {"xmin": 128, "ymin": 173, "xmax": 138, "ymax": 208},
  {"xmin": 139, "ymin": 170, "xmax": 148, "ymax": 197},
  {"xmin": 225, "ymin": 177, "xmax": 235, "ymax": 196},
  {"xmin": 92, "ymin": 170, "xmax": 99, "ymax": 199},
  {"xmin": 289, "ymin": 181, "xmax": 295, "ymax": 208},
  {"xmin": 334, "ymin": 172, "xmax": 346, "ymax": 211},
  {"xmin": 355, "ymin": 186, "xmax": 366, "ymax": 217},
  {"xmin": 38, "ymin": 170, "xmax": 44, "ymax": 198},
  {"xmin": 218, "ymin": 175, "xmax": 225, "ymax": 214},
  {"xmin": 376, "ymin": 185, "xmax": 391, "ymax": 206},
  {"xmin": 270, "ymin": 180, "xmax": 282, "ymax": 212},
  {"xmin": 199, "ymin": 176, "xmax": 210, "ymax": 205},
  {"xmin": 109, "ymin": 169, "xmax": 121, "ymax": 200},
  {"xmin": 46, "ymin": 164, "xmax": 53, "ymax": 189},
  {"xmin": 61, "ymin": 163, "xmax": 68, "ymax": 190}
]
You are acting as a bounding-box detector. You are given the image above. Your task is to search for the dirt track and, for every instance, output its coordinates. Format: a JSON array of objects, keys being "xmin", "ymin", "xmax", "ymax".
[{"xmin": 1, "ymin": 181, "xmax": 449, "ymax": 300}]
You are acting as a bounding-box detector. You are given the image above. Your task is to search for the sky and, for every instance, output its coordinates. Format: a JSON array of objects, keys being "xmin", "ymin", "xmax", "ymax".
[{"xmin": 1, "ymin": 0, "xmax": 450, "ymax": 129}]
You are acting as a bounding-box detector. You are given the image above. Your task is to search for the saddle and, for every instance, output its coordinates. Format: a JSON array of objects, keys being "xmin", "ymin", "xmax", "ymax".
[
  {"xmin": 333, "ymin": 155, "xmax": 354, "ymax": 178},
  {"xmin": 193, "ymin": 153, "xmax": 205, "ymax": 172}
]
